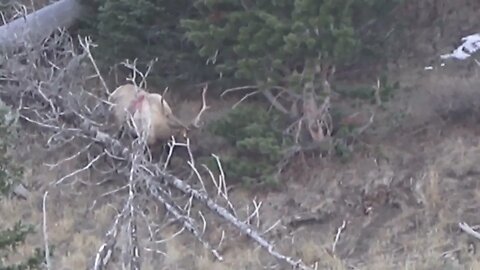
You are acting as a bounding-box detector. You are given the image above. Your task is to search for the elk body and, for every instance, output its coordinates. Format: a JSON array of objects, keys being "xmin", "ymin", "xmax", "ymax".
[{"xmin": 108, "ymin": 83, "xmax": 189, "ymax": 146}]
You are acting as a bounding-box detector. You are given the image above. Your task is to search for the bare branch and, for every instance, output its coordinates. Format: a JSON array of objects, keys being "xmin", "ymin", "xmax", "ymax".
[
  {"xmin": 0, "ymin": 0, "xmax": 84, "ymax": 52},
  {"xmin": 262, "ymin": 89, "xmax": 291, "ymax": 115},
  {"xmin": 79, "ymin": 36, "xmax": 111, "ymax": 96},
  {"xmin": 220, "ymin": 85, "xmax": 257, "ymax": 97},
  {"xmin": 459, "ymin": 222, "xmax": 480, "ymax": 241},
  {"xmin": 93, "ymin": 201, "xmax": 130, "ymax": 270},
  {"xmin": 42, "ymin": 190, "xmax": 52, "ymax": 270},
  {"xmin": 191, "ymin": 84, "xmax": 211, "ymax": 128},
  {"xmin": 332, "ymin": 220, "xmax": 347, "ymax": 254},
  {"xmin": 54, "ymin": 152, "xmax": 105, "ymax": 185}
]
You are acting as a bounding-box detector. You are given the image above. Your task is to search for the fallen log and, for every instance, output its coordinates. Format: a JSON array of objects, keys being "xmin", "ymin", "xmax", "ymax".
[{"xmin": 0, "ymin": 0, "xmax": 84, "ymax": 52}]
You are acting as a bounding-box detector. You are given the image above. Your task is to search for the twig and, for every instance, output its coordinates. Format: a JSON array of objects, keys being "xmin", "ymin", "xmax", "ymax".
[
  {"xmin": 374, "ymin": 78, "xmax": 382, "ymax": 106},
  {"xmin": 221, "ymin": 85, "xmax": 292, "ymax": 115},
  {"xmin": 232, "ymin": 90, "xmax": 260, "ymax": 108},
  {"xmin": 353, "ymin": 112, "xmax": 375, "ymax": 137},
  {"xmin": 202, "ymin": 154, "xmax": 237, "ymax": 217},
  {"xmin": 44, "ymin": 142, "xmax": 93, "ymax": 169},
  {"xmin": 263, "ymin": 219, "xmax": 282, "ymax": 235},
  {"xmin": 79, "ymin": 36, "xmax": 111, "ymax": 95},
  {"xmin": 245, "ymin": 199, "xmax": 262, "ymax": 227},
  {"xmin": 192, "ymin": 84, "xmax": 211, "ymax": 128},
  {"xmin": 42, "ymin": 190, "xmax": 52, "ymax": 270},
  {"xmin": 220, "ymin": 85, "xmax": 257, "ymax": 97},
  {"xmin": 332, "ymin": 220, "xmax": 347, "ymax": 254},
  {"xmin": 262, "ymin": 89, "xmax": 290, "ymax": 115},
  {"xmin": 459, "ymin": 222, "xmax": 480, "ymax": 241},
  {"xmin": 53, "ymin": 152, "xmax": 105, "ymax": 185}
]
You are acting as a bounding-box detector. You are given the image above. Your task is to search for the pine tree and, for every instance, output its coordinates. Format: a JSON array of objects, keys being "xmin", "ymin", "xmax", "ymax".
[
  {"xmin": 78, "ymin": 0, "xmax": 216, "ymax": 89},
  {"xmin": 208, "ymin": 104, "xmax": 289, "ymax": 188},
  {"xmin": 181, "ymin": 0, "xmax": 402, "ymax": 90}
]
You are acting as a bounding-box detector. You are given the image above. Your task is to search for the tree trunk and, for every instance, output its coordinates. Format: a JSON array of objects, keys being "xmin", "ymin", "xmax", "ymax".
[{"xmin": 0, "ymin": 0, "xmax": 84, "ymax": 52}]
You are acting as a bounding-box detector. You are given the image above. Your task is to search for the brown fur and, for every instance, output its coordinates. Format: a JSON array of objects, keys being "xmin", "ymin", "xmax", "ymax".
[{"xmin": 108, "ymin": 84, "xmax": 188, "ymax": 145}]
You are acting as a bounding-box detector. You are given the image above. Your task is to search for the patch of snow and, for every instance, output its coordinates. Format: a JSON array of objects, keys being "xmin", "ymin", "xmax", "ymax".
[{"xmin": 440, "ymin": 33, "xmax": 480, "ymax": 60}]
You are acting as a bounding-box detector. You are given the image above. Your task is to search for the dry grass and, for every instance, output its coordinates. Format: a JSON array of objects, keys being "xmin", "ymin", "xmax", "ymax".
[{"xmin": 390, "ymin": 67, "xmax": 480, "ymax": 132}]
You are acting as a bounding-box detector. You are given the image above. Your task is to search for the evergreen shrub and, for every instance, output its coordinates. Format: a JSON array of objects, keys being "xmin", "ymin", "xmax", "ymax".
[
  {"xmin": 208, "ymin": 104, "xmax": 291, "ymax": 188},
  {"xmin": 77, "ymin": 0, "xmax": 215, "ymax": 89}
]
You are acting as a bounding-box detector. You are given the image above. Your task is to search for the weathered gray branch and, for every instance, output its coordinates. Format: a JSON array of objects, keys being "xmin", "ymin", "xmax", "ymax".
[{"xmin": 0, "ymin": 0, "xmax": 84, "ymax": 52}]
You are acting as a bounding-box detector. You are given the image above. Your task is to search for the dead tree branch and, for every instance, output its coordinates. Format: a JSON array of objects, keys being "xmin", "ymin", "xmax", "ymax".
[
  {"xmin": 93, "ymin": 201, "xmax": 130, "ymax": 270},
  {"xmin": 0, "ymin": 0, "xmax": 84, "ymax": 53}
]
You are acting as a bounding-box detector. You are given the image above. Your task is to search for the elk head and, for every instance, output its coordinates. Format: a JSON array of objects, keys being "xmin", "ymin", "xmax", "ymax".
[{"xmin": 160, "ymin": 83, "xmax": 211, "ymax": 143}]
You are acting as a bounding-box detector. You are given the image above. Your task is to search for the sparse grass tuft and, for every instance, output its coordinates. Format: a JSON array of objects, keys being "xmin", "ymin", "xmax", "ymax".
[{"xmin": 401, "ymin": 71, "xmax": 480, "ymax": 129}]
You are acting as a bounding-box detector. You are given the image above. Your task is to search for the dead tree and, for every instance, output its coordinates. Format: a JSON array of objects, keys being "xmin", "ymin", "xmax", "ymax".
[{"xmin": 0, "ymin": 0, "xmax": 84, "ymax": 52}]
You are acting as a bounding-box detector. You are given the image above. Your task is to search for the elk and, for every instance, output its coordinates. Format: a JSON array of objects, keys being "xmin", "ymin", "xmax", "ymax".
[{"xmin": 108, "ymin": 83, "xmax": 209, "ymax": 146}]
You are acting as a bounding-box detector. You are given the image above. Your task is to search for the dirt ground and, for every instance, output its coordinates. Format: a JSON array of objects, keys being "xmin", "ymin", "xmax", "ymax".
[{"xmin": 4, "ymin": 1, "xmax": 480, "ymax": 270}]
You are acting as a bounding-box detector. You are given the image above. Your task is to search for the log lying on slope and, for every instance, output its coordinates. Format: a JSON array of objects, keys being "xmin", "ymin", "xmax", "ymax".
[{"xmin": 0, "ymin": 0, "xmax": 84, "ymax": 52}]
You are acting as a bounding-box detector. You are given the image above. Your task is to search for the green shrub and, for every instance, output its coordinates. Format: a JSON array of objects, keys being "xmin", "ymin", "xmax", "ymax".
[
  {"xmin": 77, "ymin": 0, "xmax": 216, "ymax": 89},
  {"xmin": 208, "ymin": 104, "xmax": 291, "ymax": 188}
]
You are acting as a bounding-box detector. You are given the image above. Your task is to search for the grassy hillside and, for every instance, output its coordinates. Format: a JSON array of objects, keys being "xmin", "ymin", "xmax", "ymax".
[{"xmin": 3, "ymin": 1, "xmax": 480, "ymax": 269}]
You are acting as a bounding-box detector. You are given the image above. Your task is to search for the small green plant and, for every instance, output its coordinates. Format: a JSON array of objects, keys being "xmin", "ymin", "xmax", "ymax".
[
  {"xmin": 0, "ymin": 222, "xmax": 45, "ymax": 270},
  {"xmin": 0, "ymin": 101, "xmax": 46, "ymax": 270},
  {"xmin": 208, "ymin": 104, "xmax": 291, "ymax": 188}
]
